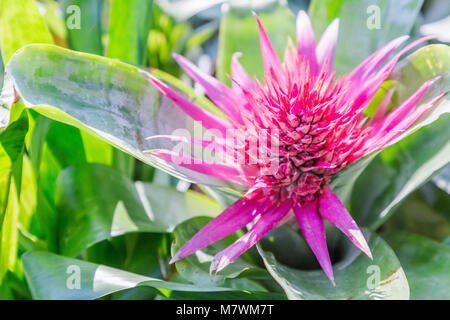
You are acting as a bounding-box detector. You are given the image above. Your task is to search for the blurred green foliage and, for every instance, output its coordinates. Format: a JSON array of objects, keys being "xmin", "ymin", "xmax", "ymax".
[{"xmin": 0, "ymin": 0, "xmax": 448, "ymax": 300}]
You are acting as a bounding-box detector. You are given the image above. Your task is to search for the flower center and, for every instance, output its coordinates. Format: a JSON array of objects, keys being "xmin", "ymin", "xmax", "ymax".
[{"xmin": 253, "ymin": 113, "xmax": 344, "ymax": 202}]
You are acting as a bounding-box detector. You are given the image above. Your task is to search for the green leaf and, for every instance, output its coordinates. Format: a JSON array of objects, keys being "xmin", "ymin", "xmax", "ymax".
[
  {"xmin": 433, "ymin": 164, "xmax": 450, "ymax": 194},
  {"xmin": 0, "ymin": 178, "xmax": 21, "ymax": 282},
  {"xmin": 172, "ymin": 217, "xmax": 269, "ymax": 290},
  {"xmin": 22, "ymin": 251, "xmax": 246, "ymax": 300},
  {"xmin": 308, "ymin": 0, "xmax": 423, "ymax": 74},
  {"xmin": 257, "ymin": 230, "xmax": 410, "ymax": 300},
  {"xmin": 0, "ymin": 0, "xmax": 53, "ymax": 64},
  {"xmin": 420, "ymin": 182, "xmax": 450, "ymax": 223},
  {"xmin": 0, "ymin": 111, "xmax": 28, "ymax": 282},
  {"xmin": 217, "ymin": 0, "xmax": 296, "ymax": 85},
  {"xmin": 86, "ymin": 233, "xmax": 167, "ymax": 300},
  {"xmin": 351, "ymin": 45, "xmax": 450, "ymax": 229},
  {"xmin": 18, "ymin": 155, "xmax": 37, "ymax": 231},
  {"xmin": 107, "ymin": 0, "xmax": 153, "ymax": 66},
  {"xmin": 0, "ymin": 0, "xmax": 53, "ymax": 125},
  {"xmin": 107, "ymin": 0, "xmax": 154, "ymax": 178},
  {"xmin": 259, "ymin": 225, "xmax": 318, "ymax": 270},
  {"xmin": 150, "ymin": 67, "xmax": 226, "ymax": 118},
  {"xmin": 382, "ymin": 188, "xmax": 450, "ymax": 242},
  {"xmin": 383, "ymin": 232, "xmax": 450, "ymax": 300},
  {"xmin": 0, "ymin": 50, "xmax": 3, "ymax": 92},
  {"xmin": 56, "ymin": 163, "xmax": 222, "ymax": 257},
  {"xmin": 61, "ymin": 0, "xmax": 104, "ymax": 55},
  {"xmin": 47, "ymin": 0, "xmax": 115, "ymax": 175},
  {"xmin": 3, "ymin": 44, "xmax": 232, "ymax": 187},
  {"xmin": 329, "ymin": 152, "xmax": 379, "ymax": 205}
]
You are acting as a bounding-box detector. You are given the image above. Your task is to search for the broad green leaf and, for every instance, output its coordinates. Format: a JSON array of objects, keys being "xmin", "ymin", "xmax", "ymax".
[
  {"xmin": 0, "ymin": 0, "xmax": 53, "ymax": 273},
  {"xmin": 198, "ymin": 184, "xmax": 241, "ymax": 208},
  {"xmin": 308, "ymin": 0, "xmax": 423, "ymax": 74},
  {"xmin": 383, "ymin": 232, "xmax": 450, "ymax": 300},
  {"xmin": 18, "ymin": 155, "xmax": 36, "ymax": 230},
  {"xmin": 329, "ymin": 152, "xmax": 379, "ymax": 205},
  {"xmin": 150, "ymin": 67, "xmax": 226, "ymax": 118},
  {"xmin": 259, "ymin": 225, "xmax": 318, "ymax": 270},
  {"xmin": 22, "ymin": 251, "xmax": 251, "ymax": 300},
  {"xmin": 0, "ymin": 178, "xmax": 20, "ymax": 282},
  {"xmin": 433, "ymin": 164, "xmax": 450, "ymax": 194},
  {"xmin": 0, "ymin": 111, "xmax": 28, "ymax": 282},
  {"xmin": 257, "ymin": 230, "xmax": 410, "ymax": 300},
  {"xmin": 161, "ymin": 289, "xmax": 286, "ymax": 300},
  {"xmin": 56, "ymin": 163, "xmax": 221, "ymax": 257},
  {"xmin": 2, "ymin": 44, "xmax": 233, "ymax": 187},
  {"xmin": 419, "ymin": 182, "xmax": 450, "ymax": 223},
  {"xmin": 217, "ymin": 0, "xmax": 296, "ymax": 85},
  {"xmin": 27, "ymin": 117, "xmax": 89, "ymax": 251},
  {"xmin": 172, "ymin": 217, "xmax": 269, "ymax": 290},
  {"xmin": 49, "ymin": 1, "xmax": 114, "ymax": 173},
  {"xmin": 0, "ymin": 267, "xmax": 32, "ymax": 300},
  {"xmin": 0, "ymin": 0, "xmax": 52, "ymax": 268},
  {"xmin": 61, "ymin": 0, "xmax": 104, "ymax": 55},
  {"xmin": 107, "ymin": 0, "xmax": 153, "ymax": 66},
  {"xmin": 86, "ymin": 233, "xmax": 167, "ymax": 300},
  {"xmin": 0, "ymin": 51, "xmax": 3, "ymax": 92},
  {"xmin": 382, "ymin": 188, "xmax": 450, "ymax": 242},
  {"xmin": 107, "ymin": 0, "xmax": 154, "ymax": 177},
  {"xmin": 351, "ymin": 45, "xmax": 450, "ymax": 229}
]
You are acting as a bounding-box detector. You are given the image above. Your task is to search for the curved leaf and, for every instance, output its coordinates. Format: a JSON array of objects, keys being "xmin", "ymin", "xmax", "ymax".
[
  {"xmin": 382, "ymin": 187, "xmax": 450, "ymax": 242},
  {"xmin": 0, "ymin": 51, "xmax": 3, "ymax": 94},
  {"xmin": 172, "ymin": 217, "xmax": 269, "ymax": 290},
  {"xmin": 257, "ymin": 230, "xmax": 410, "ymax": 300},
  {"xmin": 433, "ymin": 164, "xmax": 450, "ymax": 194},
  {"xmin": 56, "ymin": 163, "xmax": 221, "ymax": 256},
  {"xmin": 0, "ymin": 111, "xmax": 28, "ymax": 282},
  {"xmin": 383, "ymin": 232, "xmax": 450, "ymax": 300},
  {"xmin": 22, "ymin": 251, "xmax": 252, "ymax": 300},
  {"xmin": 2, "ymin": 44, "xmax": 232, "ymax": 187}
]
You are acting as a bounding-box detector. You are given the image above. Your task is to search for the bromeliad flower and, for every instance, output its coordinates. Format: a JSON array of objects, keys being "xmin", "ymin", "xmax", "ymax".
[{"xmin": 140, "ymin": 11, "xmax": 441, "ymax": 285}]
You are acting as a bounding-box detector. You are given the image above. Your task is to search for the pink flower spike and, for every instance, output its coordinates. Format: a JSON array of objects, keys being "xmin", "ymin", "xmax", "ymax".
[
  {"xmin": 139, "ymin": 70, "xmax": 233, "ymax": 135},
  {"xmin": 296, "ymin": 10, "xmax": 319, "ymax": 75},
  {"xmin": 173, "ymin": 54, "xmax": 244, "ymax": 125},
  {"xmin": 365, "ymin": 94, "xmax": 444, "ymax": 153},
  {"xmin": 319, "ymin": 186, "xmax": 372, "ymax": 259},
  {"xmin": 210, "ymin": 199, "xmax": 292, "ymax": 274},
  {"xmin": 294, "ymin": 200, "xmax": 335, "ymax": 285},
  {"xmin": 316, "ymin": 18, "xmax": 339, "ymax": 71},
  {"xmin": 370, "ymin": 78, "xmax": 436, "ymax": 135},
  {"xmin": 171, "ymin": 194, "xmax": 269, "ymax": 263},
  {"xmin": 349, "ymin": 36, "xmax": 409, "ymax": 82},
  {"xmin": 148, "ymin": 149, "xmax": 256, "ymax": 186},
  {"xmin": 252, "ymin": 11, "xmax": 283, "ymax": 74},
  {"xmin": 231, "ymin": 52, "xmax": 255, "ymax": 92},
  {"xmin": 368, "ymin": 89, "xmax": 395, "ymax": 126}
]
